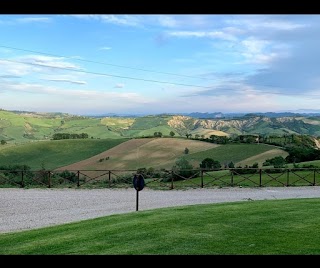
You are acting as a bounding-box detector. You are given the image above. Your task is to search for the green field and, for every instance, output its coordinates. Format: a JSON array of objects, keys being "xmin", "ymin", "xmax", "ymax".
[
  {"xmin": 0, "ymin": 139, "xmax": 128, "ymax": 170},
  {"xmin": 184, "ymin": 143, "xmax": 282, "ymax": 167},
  {"xmin": 0, "ymin": 138, "xmax": 288, "ymax": 173},
  {"xmin": 1, "ymin": 198, "xmax": 320, "ymax": 255}
]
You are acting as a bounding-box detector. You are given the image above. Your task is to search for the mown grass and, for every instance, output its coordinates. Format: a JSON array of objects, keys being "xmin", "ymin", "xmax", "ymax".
[
  {"xmin": 0, "ymin": 139, "xmax": 128, "ymax": 170},
  {"xmin": 1, "ymin": 198, "xmax": 320, "ymax": 255}
]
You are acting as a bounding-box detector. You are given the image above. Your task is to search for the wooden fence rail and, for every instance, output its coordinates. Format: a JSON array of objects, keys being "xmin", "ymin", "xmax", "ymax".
[{"xmin": 0, "ymin": 168, "xmax": 319, "ymax": 189}]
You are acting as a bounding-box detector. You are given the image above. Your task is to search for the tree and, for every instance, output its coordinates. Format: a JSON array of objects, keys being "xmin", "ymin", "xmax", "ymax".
[
  {"xmin": 185, "ymin": 133, "xmax": 192, "ymax": 139},
  {"xmin": 172, "ymin": 157, "xmax": 195, "ymax": 180},
  {"xmin": 154, "ymin": 132, "xmax": 162, "ymax": 137},
  {"xmin": 200, "ymin": 158, "xmax": 221, "ymax": 169},
  {"xmin": 195, "ymin": 134, "xmax": 200, "ymax": 139},
  {"xmin": 263, "ymin": 156, "xmax": 287, "ymax": 168},
  {"xmin": 169, "ymin": 131, "xmax": 175, "ymax": 137},
  {"xmin": 0, "ymin": 140, "xmax": 6, "ymax": 145},
  {"xmin": 228, "ymin": 161, "xmax": 235, "ymax": 168}
]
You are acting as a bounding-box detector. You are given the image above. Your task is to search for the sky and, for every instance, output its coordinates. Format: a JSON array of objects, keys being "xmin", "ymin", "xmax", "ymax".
[{"xmin": 1, "ymin": 14, "xmax": 320, "ymax": 115}]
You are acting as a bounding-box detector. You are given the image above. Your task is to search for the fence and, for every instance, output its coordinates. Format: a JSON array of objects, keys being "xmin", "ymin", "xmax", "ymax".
[{"xmin": 1, "ymin": 167, "xmax": 320, "ymax": 189}]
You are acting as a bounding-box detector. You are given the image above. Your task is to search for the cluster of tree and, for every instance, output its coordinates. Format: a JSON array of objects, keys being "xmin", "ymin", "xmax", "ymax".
[
  {"xmin": 52, "ymin": 133, "xmax": 89, "ymax": 140},
  {"xmin": 153, "ymin": 132, "xmax": 163, "ymax": 137},
  {"xmin": 285, "ymin": 146, "xmax": 320, "ymax": 163},
  {"xmin": 0, "ymin": 164, "xmax": 31, "ymax": 171},
  {"xmin": 0, "ymin": 140, "xmax": 6, "ymax": 145},
  {"xmin": 189, "ymin": 133, "xmax": 318, "ymax": 149},
  {"xmin": 263, "ymin": 156, "xmax": 287, "ymax": 168},
  {"xmin": 153, "ymin": 131, "xmax": 176, "ymax": 138}
]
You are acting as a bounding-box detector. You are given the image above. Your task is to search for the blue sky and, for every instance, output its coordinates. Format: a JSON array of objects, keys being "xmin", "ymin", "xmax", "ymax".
[{"xmin": 0, "ymin": 14, "xmax": 320, "ymax": 115}]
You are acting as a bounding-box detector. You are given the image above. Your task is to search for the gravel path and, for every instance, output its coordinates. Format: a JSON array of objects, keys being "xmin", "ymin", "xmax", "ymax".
[{"xmin": 1, "ymin": 186, "xmax": 320, "ymax": 233}]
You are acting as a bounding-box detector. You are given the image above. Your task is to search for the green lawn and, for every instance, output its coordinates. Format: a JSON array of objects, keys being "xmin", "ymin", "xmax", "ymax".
[{"xmin": 1, "ymin": 198, "xmax": 320, "ymax": 255}]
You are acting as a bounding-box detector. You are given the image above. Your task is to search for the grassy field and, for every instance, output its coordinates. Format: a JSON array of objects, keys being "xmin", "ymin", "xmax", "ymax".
[
  {"xmin": 77, "ymin": 139, "xmax": 288, "ymax": 172},
  {"xmin": 184, "ymin": 143, "xmax": 284, "ymax": 167},
  {"xmin": 0, "ymin": 139, "xmax": 128, "ymax": 170},
  {"xmin": 1, "ymin": 198, "xmax": 320, "ymax": 255},
  {"xmin": 58, "ymin": 138, "xmax": 220, "ymax": 171},
  {"xmin": 0, "ymin": 137, "xmax": 288, "ymax": 173}
]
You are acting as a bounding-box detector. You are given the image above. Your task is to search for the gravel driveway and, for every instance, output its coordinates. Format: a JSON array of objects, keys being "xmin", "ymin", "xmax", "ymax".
[{"xmin": 1, "ymin": 186, "xmax": 320, "ymax": 233}]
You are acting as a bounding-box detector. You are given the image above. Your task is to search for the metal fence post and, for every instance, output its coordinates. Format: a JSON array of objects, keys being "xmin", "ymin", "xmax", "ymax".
[{"xmin": 108, "ymin": 170, "xmax": 111, "ymax": 187}]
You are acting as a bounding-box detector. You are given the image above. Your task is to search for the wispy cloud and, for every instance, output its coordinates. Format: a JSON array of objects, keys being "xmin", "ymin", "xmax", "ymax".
[
  {"xmin": 45, "ymin": 79, "xmax": 87, "ymax": 85},
  {"xmin": 99, "ymin": 46, "xmax": 112, "ymax": 51},
  {"xmin": 0, "ymin": 74, "xmax": 21, "ymax": 79},
  {"xmin": 0, "ymin": 16, "xmax": 52, "ymax": 25},
  {"xmin": 71, "ymin": 15, "xmax": 142, "ymax": 27},
  {"xmin": 16, "ymin": 17, "xmax": 52, "ymax": 24},
  {"xmin": 156, "ymin": 15, "xmax": 179, "ymax": 28},
  {"xmin": 18, "ymin": 55, "xmax": 82, "ymax": 70},
  {"xmin": 167, "ymin": 31, "xmax": 237, "ymax": 41},
  {"xmin": 225, "ymin": 16, "xmax": 307, "ymax": 32},
  {"xmin": 114, "ymin": 83, "xmax": 125, "ymax": 88},
  {"xmin": 0, "ymin": 81, "xmax": 145, "ymax": 101}
]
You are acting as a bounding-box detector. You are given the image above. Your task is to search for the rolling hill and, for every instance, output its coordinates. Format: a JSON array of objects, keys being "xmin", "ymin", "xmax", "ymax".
[
  {"xmin": 0, "ymin": 138, "xmax": 128, "ymax": 170},
  {"xmin": 56, "ymin": 138, "xmax": 287, "ymax": 171},
  {"xmin": 2, "ymin": 109, "xmax": 320, "ymax": 146}
]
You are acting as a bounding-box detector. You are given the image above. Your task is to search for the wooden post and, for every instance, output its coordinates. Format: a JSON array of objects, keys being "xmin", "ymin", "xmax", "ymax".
[
  {"xmin": 21, "ymin": 170, "xmax": 24, "ymax": 188},
  {"xmin": 48, "ymin": 171, "xmax": 51, "ymax": 188},
  {"xmin": 201, "ymin": 170, "xmax": 203, "ymax": 188},
  {"xmin": 77, "ymin": 171, "xmax": 80, "ymax": 187}
]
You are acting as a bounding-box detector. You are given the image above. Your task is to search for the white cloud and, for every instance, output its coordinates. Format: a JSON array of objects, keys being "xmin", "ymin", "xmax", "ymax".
[
  {"xmin": 0, "ymin": 59, "xmax": 34, "ymax": 76},
  {"xmin": 16, "ymin": 17, "xmax": 52, "ymax": 23},
  {"xmin": 71, "ymin": 15, "xmax": 141, "ymax": 27},
  {"xmin": 114, "ymin": 83, "xmax": 125, "ymax": 88},
  {"xmin": 157, "ymin": 15, "xmax": 178, "ymax": 28},
  {"xmin": 99, "ymin": 47, "xmax": 112, "ymax": 50},
  {"xmin": 0, "ymin": 81, "xmax": 147, "ymax": 102},
  {"xmin": 46, "ymin": 79, "xmax": 87, "ymax": 85},
  {"xmin": 18, "ymin": 55, "xmax": 82, "ymax": 70},
  {"xmin": 168, "ymin": 31, "xmax": 237, "ymax": 41},
  {"xmin": 225, "ymin": 16, "xmax": 307, "ymax": 32}
]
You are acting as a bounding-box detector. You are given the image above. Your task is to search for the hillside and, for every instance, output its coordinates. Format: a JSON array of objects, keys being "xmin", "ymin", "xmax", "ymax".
[
  {"xmin": 57, "ymin": 138, "xmax": 287, "ymax": 171},
  {"xmin": 1, "ymin": 109, "xmax": 320, "ymax": 145},
  {"xmin": 0, "ymin": 138, "xmax": 128, "ymax": 170}
]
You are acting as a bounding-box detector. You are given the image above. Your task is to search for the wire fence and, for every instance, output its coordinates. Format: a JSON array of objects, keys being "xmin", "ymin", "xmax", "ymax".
[{"xmin": 1, "ymin": 167, "xmax": 320, "ymax": 189}]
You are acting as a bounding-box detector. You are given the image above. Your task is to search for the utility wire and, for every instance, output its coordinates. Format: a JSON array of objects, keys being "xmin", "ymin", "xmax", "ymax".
[
  {"xmin": 1, "ymin": 46, "xmax": 320, "ymax": 98},
  {"xmin": 0, "ymin": 44, "xmax": 213, "ymax": 81},
  {"xmin": 2, "ymin": 58, "xmax": 320, "ymax": 97},
  {"xmin": 0, "ymin": 58, "xmax": 215, "ymax": 89}
]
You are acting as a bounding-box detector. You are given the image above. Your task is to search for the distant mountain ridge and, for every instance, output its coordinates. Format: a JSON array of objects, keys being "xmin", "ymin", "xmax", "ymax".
[{"xmin": 86, "ymin": 110, "xmax": 320, "ymax": 118}]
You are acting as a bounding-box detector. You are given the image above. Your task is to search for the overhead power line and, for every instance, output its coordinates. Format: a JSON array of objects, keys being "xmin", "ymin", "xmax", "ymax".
[
  {"xmin": 1, "ymin": 45, "xmax": 320, "ymax": 98},
  {"xmin": 0, "ymin": 58, "xmax": 215, "ymax": 89},
  {"xmin": 0, "ymin": 44, "xmax": 212, "ymax": 81}
]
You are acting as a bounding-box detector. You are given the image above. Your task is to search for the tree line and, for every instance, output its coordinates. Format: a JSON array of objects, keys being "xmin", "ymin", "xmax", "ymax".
[{"xmin": 52, "ymin": 133, "xmax": 89, "ymax": 140}]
